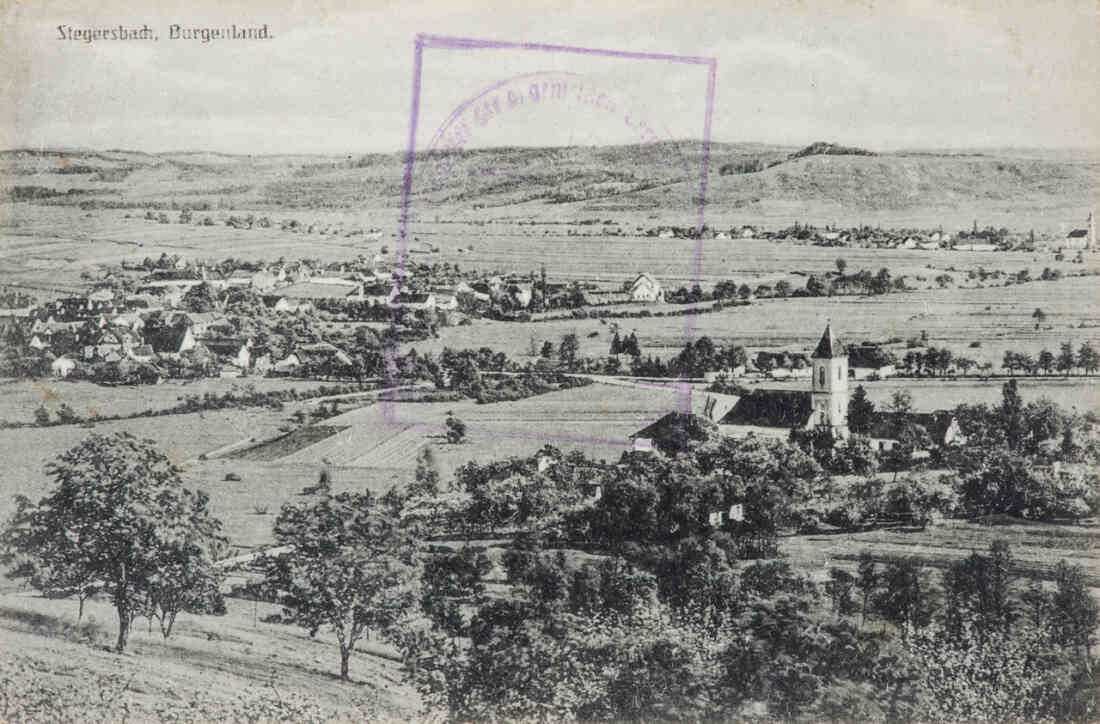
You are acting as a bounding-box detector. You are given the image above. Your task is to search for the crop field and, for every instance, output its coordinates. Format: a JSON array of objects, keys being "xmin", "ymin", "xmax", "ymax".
[
  {"xmin": 0, "ymin": 407, "xmax": 288, "ymax": 529},
  {"xmin": 783, "ymin": 517, "xmax": 1100, "ymax": 591},
  {"xmin": 0, "ymin": 376, "xmax": 339, "ymax": 424},
  {"xmin": 4, "ymin": 199, "xmax": 1098, "ymax": 295},
  {"xmin": 414, "ymin": 274, "xmax": 1100, "ymax": 371}
]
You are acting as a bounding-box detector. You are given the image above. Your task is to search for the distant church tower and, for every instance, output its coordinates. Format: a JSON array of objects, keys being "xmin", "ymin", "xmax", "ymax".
[{"xmin": 810, "ymin": 322, "xmax": 849, "ymax": 439}]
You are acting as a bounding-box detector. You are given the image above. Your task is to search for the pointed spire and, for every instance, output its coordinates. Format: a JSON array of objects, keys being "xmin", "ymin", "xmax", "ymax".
[{"xmin": 812, "ymin": 322, "xmax": 844, "ymax": 358}]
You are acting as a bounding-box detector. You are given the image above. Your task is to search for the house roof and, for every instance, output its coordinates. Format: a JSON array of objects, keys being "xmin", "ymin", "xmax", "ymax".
[
  {"xmin": 867, "ymin": 411, "xmax": 959, "ymax": 443},
  {"xmin": 718, "ymin": 389, "xmax": 813, "ymax": 428},
  {"xmin": 145, "ymin": 322, "xmax": 192, "ymax": 354},
  {"xmin": 203, "ymin": 337, "xmax": 249, "ymax": 355},
  {"xmin": 812, "ymin": 323, "xmax": 844, "ymax": 359},
  {"xmin": 276, "ymin": 282, "xmax": 360, "ymax": 300},
  {"xmin": 1067, "ymin": 229, "xmax": 1088, "ymax": 238}
]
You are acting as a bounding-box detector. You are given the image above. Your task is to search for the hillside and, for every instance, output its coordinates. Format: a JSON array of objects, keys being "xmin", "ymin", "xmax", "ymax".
[{"xmin": 2, "ymin": 142, "xmax": 1097, "ymax": 229}]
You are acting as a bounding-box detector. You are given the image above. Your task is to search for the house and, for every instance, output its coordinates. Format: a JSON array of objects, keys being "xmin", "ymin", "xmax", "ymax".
[
  {"xmin": 629, "ymin": 273, "xmax": 664, "ymax": 303},
  {"xmin": 181, "ymin": 312, "xmax": 225, "ymax": 336},
  {"xmin": 433, "ymin": 292, "xmax": 459, "ymax": 311},
  {"xmin": 848, "ymin": 344, "xmax": 897, "ymax": 379},
  {"xmin": 225, "ymin": 270, "xmax": 255, "ymax": 287},
  {"xmin": 865, "ymin": 412, "xmax": 967, "ymax": 452},
  {"xmin": 144, "ymin": 320, "xmax": 196, "ymax": 358},
  {"xmin": 249, "ymin": 269, "xmax": 279, "ymax": 292},
  {"xmin": 390, "ymin": 292, "xmax": 436, "ymax": 311},
  {"xmin": 111, "ymin": 312, "xmax": 145, "ymax": 332},
  {"xmin": 273, "ymin": 353, "xmax": 302, "ymax": 375},
  {"xmin": 128, "ymin": 344, "xmax": 156, "ymax": 363},
  {"xmin": 296, "ymin": 342, "xmax": 353, "ymax": 369},
  {"xmin": 50, "ymin": 355, "xmax": 76, "ymax": 377},
  {"xmin": 272, "ymin": 281, "xmax": 363, "ymax": 303},
  {"xmin": 202, "ymin": 337, "xmax": 251, "ymax": 369},
  {"xmin": 271, "ymin": 297, "xmax": 313, "ymax": 314},
  {"xmin": 252, "ymin": 353, "xmax": 273, "ymax": 375},
  {"xmin": 505, "ymin": 283, "xmax": 533, "ymax": 309}
]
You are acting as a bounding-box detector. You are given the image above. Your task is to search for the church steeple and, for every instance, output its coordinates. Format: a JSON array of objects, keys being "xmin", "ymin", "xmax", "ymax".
[
  {"xmin": 810, "ymin": 322, "xmax": 849, "ymax": 439},
  {"xmin": 813, "ymin": 322, "xmax": 843, "ymax": 359}
]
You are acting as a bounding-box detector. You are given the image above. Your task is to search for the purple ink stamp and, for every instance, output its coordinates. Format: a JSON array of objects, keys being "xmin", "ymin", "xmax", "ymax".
[{"xmin": 382, "ymin": 34, "xmax": 716, "ymax": 445}]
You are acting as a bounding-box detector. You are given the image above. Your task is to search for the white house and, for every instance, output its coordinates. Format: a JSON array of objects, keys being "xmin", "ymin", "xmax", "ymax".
[
  {"xmin": 629, "ymin": 273, "xmax": 664, "ymax": 303},
  {"xmin": 50, "ymin": 356, "xmax": 76, "ymax": 377}
]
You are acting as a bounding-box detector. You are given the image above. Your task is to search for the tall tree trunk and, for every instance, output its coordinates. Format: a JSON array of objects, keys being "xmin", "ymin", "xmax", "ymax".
[
  {"xmin": 339, "ymin": 645, "xmax": 351, "ymax": 681},
  {"xmin": 78, "ymin": 593, "xmax": 85, "ymax": 623},
  {"xmin": 116, "ymin": 605, "xmax": 131, "ymax": 652}
]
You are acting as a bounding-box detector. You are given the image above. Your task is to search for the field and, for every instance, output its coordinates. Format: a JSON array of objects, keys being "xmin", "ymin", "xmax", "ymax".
[
  {"xmin": 0, "ymin": 376, "xmax": 342, "ymax": 425},
  {"xmin": 0, "ymin": 590, "xmax": 416, "ymax": 719}
]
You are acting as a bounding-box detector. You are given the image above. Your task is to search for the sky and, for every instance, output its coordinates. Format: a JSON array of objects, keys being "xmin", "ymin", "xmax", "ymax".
[{"xmin": 1, "ymin": 0, "xmax": 1097, "ymax": 154}]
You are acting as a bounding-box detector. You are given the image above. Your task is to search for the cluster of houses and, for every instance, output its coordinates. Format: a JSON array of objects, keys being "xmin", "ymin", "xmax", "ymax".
[
  {"xmin": 123, "ymin": 254, "xmax": 669, "ymax": 318},
  {"xmin": 642, "ymin": 213, "xmax": 1096, "ymax": 253}
]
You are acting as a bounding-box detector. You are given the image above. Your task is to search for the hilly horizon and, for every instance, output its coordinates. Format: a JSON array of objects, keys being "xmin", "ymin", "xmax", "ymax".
[{"xmin": 3, "ymin": 140, "xmax": 1097, "ymax": 231}]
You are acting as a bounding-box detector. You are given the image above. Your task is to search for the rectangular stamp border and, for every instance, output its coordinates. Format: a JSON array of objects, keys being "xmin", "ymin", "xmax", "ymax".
[{"xmin": 387, "ymin": 34, "xmax": 717, "ymax": 424}]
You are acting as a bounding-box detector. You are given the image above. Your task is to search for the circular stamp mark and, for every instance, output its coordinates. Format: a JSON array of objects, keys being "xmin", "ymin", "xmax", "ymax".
[{"xmin": 414, "ymin": 70, "xmax": 695, "ymax": 199}]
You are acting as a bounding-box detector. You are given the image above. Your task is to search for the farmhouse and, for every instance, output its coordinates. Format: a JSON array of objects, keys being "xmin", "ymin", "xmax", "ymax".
[
  {"xmin": 847, "ymin": 344, "xmax": 897, "ymax": 379},
  {"xmin": 202, "ymin": 337, "xmax": 252, "ymax": 369},
  {"xmin": 629, "ymin": 273, "xmax": 664, "ymax": 303},
  {"xmin": 270, "ymin": 281, "xmax": 363, "ymax": 303},
  {"xmin": 145, "ymin": 320, "xmax": 197, "ymax": 358},
  {"xmin": 1064, "ymin": 213, "xmax": 1095, "ymax": 249},
  {"xmin": 50, "ymin": 355, "xmax": 76, "ymax": 378}
]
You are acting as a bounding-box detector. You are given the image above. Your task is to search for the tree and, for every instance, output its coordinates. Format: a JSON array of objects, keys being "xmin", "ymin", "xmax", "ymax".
[
  {"xmin": 1056, "ymin": 341, "xmax": 1076, "ymax": 377},
  {"xmin": 1032, "ymin": 307, "xmax": 1046, "ymax": 329},
  {"xmin": 409, "ymin": 445, "xmax": 441, "ymax": 497},
  {"xmin": 539, "ymin": 340, "xmax": 554, "ymax": 359},
  {"xmin": 835, "ymin": 257, "xmax": 847, "ymax": 275},
  {"xmin": 874, "ymin": 557, "xmax": 936, "ymax": 639},
  {"xmin": 855, "ymin": 552, "xmax": 878, "ymax": 627},
  {"xmin": 558, "ymin": 332, "xmax": 579, "ymax": 370},
  {"xmin": 262, "ymin": 492, "xmax": 419, "ymax": 680},
  {"xmin": 1038, "ymin": 349, "xmax": 1055, "ymax": 375},
  {"xmin": 887, "ymin": 389, "xmax": 913, "ymax": 416},
  {"xmin": 445, "ymin": 412, "xmax": 467, "ymax": 444},
  {"xmin": 1, "ymin": 433, "xmax": 225, "ymax": 652},
  {"xmin": 609, "ymin": 331, "xmax": 622, "ymax": 356},
  {"xmin": 33, "ymin": 406, "xmax": 50, "ymax": 426},
  {"xmin": 1000, "ymin": 379, "xmax": 1025, "ymax": 451},
  {"xmin": 1050, "ymin": 561, "xmax": 1099, "ymax": 659},
  {"xmin": 774, "ymin": 279, "xmax": 792, "ymax": 298},
  {"xmin": 848, "ymin": 385, "xmax": 875, "ymax": 435},
  {"xmin": 1077, "ymin": 341, "xmax": 1099, "ymax": 376}
]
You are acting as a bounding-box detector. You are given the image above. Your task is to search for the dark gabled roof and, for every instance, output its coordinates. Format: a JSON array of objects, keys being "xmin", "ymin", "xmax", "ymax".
[
  {"xmin": 145, "ymin": 321, "xmax": 191, "ymax": 354},
  {"xmin": 719, "ymin": 390, "xmax": 813, "ymax": 428},
  {"xmin": 867, "ymin": 411, "xmax": 957, "ymax": 443},
  {"xmin": 812, "ymin": 323, "xmax": 844, "ymax": 359},
  {"xmin": 202, "ymin": 337, "xmax": 248, "ymax": 355},
  {"xmin": 1067, "ymin": 229, "xmax": 1088, "ymax": 238}
]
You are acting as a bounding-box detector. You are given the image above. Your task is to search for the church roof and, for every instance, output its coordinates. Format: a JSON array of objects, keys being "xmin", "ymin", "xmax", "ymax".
[
  {"xmin": 718, "ymin": 390, "xmax": 813, "ymax": 428},
  {"xmin": 812, "ymin": 323, "xmax": 844, "ymax": 359}
]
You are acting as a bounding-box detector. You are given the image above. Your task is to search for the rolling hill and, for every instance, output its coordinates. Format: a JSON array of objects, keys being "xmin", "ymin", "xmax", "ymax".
[{"xmin": 2, "ymin": 142, "xmax": 1097, "ymax": 230}]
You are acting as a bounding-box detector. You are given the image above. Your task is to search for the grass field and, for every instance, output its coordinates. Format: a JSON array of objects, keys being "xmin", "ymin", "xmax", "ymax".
[
  {"xmin": 0, "ymin": 376, "xmax": 340, "ymax": 425},
  {"xmin": 412, "ymin": 274, "xmax": 1100, "ymax": 377},
  {"xmin": 0, "ymin": 590, "xmax": 416, "ymax": 719},
  {"xmin": 783, "ymin": 517, "xmax": 1100, "ymax": 591}
]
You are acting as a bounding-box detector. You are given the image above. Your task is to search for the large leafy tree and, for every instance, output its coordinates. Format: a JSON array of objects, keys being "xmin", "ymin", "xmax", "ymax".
[
  {"xmin": 1, "ymin": 433, "xmax": 225, "ymax": 652},
  {"xmin": 262, "ymin": 492, "xmax": 419, "ymax": 680}
]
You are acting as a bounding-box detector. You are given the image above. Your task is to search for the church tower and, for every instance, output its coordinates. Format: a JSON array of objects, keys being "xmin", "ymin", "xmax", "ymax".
[{"xmin": 810, "ymin": 322, "xmax": 849, "ymax": 439}]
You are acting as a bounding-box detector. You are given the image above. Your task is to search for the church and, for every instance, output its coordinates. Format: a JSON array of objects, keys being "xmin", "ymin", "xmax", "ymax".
[{"xmin": 632, "ymin": 323, "xmax": 963, "ymax": 452}]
